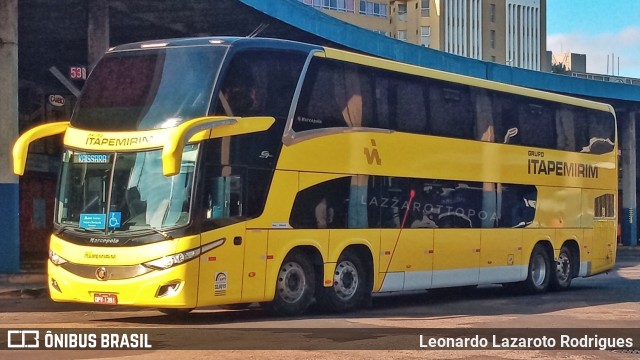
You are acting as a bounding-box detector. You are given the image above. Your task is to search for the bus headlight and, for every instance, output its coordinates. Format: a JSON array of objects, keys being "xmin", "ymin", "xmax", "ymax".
[
  {"xmin": 143, "ymin": 249, "xmax": 201, "ymax": 270},
  {"xmin": 142, "ymin": 238, "xmax": 225, "ymax": 270},
  {"xmin": 49, "ymin": 250, "xmax": 68, "ymax": 265}
]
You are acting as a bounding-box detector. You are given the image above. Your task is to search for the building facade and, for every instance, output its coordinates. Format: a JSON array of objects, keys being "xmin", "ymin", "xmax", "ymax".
[{"xmin": 299, "ymin": 0, "xmax": 547, "ymax": 71}]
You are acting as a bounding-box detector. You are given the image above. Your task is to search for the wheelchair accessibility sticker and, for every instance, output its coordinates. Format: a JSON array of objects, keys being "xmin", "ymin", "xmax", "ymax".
[{"xmin": 79, "ymin": 212, "xmax": 121, "ymax": 229}]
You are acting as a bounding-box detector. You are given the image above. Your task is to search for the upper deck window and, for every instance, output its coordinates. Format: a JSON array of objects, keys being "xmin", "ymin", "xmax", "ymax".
[
  {"xmin": 293, "ymin": 57, "xmax": 615, "ymax": 154},
  {"xmin": 72, "ymin": 46, "xmax": 226, "ymax": 131}
]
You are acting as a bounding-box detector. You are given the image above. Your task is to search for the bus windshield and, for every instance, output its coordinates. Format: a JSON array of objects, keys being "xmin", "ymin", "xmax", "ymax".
[
  {"xmin": 56, "ymin": 145, "xmax": 198, "ymax": 236},
  {"xmin": 71, "ymin": 46, "xmax": 226, "ymax": 131}
]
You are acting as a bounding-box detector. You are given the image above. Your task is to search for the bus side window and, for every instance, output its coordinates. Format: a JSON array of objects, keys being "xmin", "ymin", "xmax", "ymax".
[
  {"xmin": 581, "ymin": 112, "xmax": 615, "ymax": 154},
  {"xmin": 289, "ymin": 177, "xmax": 353, "ymax": 229},
  {"xmin": 338, "ymin": 63, "xmax": 374, "ymax": 128},
  {"xmin": 293, "ymin": 60, "xmax": 348, "ymax": 132},
  {"xmin": 215, "ymin": 50, "xmax": 306, "ymax": 119},
  {"xmin": 374, "ymin": 76, "xmax": 391, "ymax": 129},
  {"xmin": 472, "ymin": 88, "xmax": 495, "ymax": 142},
  {"xmin": 494, "ymin": 93, "xmax": 520, "ymax": 145},
  {"xmin": 398, "ymin": 78, "xmax": 429, "ymax": 134},
  {"xmin": 499, "ymin": 184, "xmax": 537, "ymax": 228},
  {"xmin": 555, "ymin": 106, "xmax": 577, "ymax": 151},
  {"xmin": 429, "ymin": 81, "xmax": 475, "ymax": 140},
  {"xmin": 518, "ymin": 103, "xmax": 556, "ymax": 149}
]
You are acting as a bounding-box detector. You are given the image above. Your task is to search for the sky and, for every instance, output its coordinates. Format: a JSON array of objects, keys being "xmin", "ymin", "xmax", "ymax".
[{"xmin": 546, "ymin": 0, "xmax": 640, "ymax": 79}]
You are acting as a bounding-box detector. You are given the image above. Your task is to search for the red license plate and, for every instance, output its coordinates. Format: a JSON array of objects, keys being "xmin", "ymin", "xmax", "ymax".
[{"xmin": 93, "ymin": 293, "xmax": 118, "ymax": 305}]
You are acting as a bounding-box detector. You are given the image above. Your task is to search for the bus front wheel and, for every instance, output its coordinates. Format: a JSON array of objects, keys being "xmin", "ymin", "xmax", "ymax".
[
  {"xmin": 550, "ymin": 245, "xmax": 574, "ymax": 291},
  {"xmin": 267, "ymin": 250, "xmax": 316, "ymax": 316},
  {"xmin": 317, "ymin": 249, "xmax": 368, "ymax": 313}
]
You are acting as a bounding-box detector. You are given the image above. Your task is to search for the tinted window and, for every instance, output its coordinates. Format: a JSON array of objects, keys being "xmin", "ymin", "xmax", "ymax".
[
  {"xmin": 289, "ymin": 175, "xmax": 538, "ymax": 229},
  {"xmin": 213, "ymin": 50, "xmax": 307, "ymax": 167},
  {"xmin": 429, "ymin": 81, "xmax": 475, "ymax": 139},
  {"xmin": 293, "ymin": 59, "xmax": 374, "ymax": 132},
  {"xmin": 290, "ymin": 176, "xmax": 352, "ymax": 229},
  {"xmin": 293, "ymin": 58, "xmax": 615, "ymax": 153},
  {"xmin": 214, "ymin": 50, "xmax": 306, "ymax": 119},
  {"xmin": 73, "ymin": 46, "xmax": 225, "ymax": 130}
]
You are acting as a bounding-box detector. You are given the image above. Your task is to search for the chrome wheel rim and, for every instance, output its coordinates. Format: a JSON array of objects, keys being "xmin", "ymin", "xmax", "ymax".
[
  {"xmin": 333, "ymin": 260, "xmax": 359, "ymax": 301},
  {"xmin": 277, "ymin": 262, "xmax": 306, "ymax": 303},
  {"xmin": 531, "ymin": 253, "xmax": 547, "ymax": 287}
]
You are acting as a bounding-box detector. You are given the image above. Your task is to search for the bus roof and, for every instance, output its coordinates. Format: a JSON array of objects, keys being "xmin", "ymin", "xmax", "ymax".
[{"xmin": 107, "ymin": 36, "xmax": 614, "ymax": 116}]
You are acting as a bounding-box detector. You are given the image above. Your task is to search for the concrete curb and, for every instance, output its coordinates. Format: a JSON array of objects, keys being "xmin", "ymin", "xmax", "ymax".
[{"xmin": 0, "ymin": 272, "xmax": 47, "ymax": 299}]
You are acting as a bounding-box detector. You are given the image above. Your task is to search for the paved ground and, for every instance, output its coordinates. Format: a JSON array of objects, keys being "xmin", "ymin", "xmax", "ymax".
[{"xmin": 1, "ymin": 247, "xmax": 640, "ymax": 358}]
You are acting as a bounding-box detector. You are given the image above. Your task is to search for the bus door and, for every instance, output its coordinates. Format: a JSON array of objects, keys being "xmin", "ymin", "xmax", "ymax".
[
  {"xmin": 378, "ymin": 177, "xmax": 435, "ymax": 292},
  {"xmin": 591, "ymin": 192, "xmax": 617, "ymax": 274},
  {"xmin": 429, "ymin": 182, "xmax": 482, "ymax": 288},
  {"xmin": 197, "ymin": 173, "xmax": 246, "ymax": 306},
  {"xmin": 431, "ymin": 230, "xmax": 480, "ymax": 288},
  {"xmin": 380, "ymin": 229, "xmax": 434, "ymax": 291}
]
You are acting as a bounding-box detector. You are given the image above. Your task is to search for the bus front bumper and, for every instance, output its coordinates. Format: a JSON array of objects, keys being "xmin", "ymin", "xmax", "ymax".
[{"xmin": 47, "ymin": 260, "xmax": 199, "ymax": 308}]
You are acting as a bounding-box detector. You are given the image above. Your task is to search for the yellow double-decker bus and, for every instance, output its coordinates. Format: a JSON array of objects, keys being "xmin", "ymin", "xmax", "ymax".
[{"xmin": 13, "ymin": 37, "xmax": 617, "ymax": 316}]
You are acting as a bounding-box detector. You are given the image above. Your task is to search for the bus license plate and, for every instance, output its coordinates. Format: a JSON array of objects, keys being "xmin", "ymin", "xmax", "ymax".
[{"xmin": 94, "ymin": 293, "xmax": 118, "ymax": 304}]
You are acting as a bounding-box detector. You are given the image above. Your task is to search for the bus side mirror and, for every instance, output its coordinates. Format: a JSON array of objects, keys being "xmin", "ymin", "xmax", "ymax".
[
  {"xmin": 12, "ymin": 121, "xmax": 70, "ymax": 175},
  {"xmin": 161, "ymin": 116, "xmax": 275, "ymax": 176}
]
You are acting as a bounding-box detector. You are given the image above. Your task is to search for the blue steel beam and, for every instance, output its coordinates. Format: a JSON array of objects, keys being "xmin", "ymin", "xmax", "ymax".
[
  {"xmin": 240, "ymin": 0, "xmax": 638, "ymax": 247},
  {"xmin": 240, "ymin": 0, "xmax": 640, "ymax": 103}
]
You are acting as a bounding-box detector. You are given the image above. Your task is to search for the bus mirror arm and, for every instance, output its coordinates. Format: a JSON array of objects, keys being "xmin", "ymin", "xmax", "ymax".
[
  {"xmin": 161, "ymin": 116, "xmax": 275, "ymax": 176},
  {"xmin": 12, "ymin": 121, "xmax": 70, "ymax": 176}
]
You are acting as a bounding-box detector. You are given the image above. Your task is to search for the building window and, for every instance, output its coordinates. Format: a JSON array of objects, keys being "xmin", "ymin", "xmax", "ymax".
[
  {"xmin": 359, "ymin": 0, "xmax": 387, "ymax": 17},
  {"xmin": 397, "ymin": 30, "xmax": 407, "ymax": 41},
  {"xmin": 421, "ymin": 0, "xmax": 430, "ymax": 17},
  {"xmin": 491, "ymin": 55, "xmax": 496, "ymax": 62},
  {"xmin": 300, "ymin": 0, "xmax": 356, "ymax": 13},
  {"xmin": 398, "ymin": 3, "xmax": 407, "ymax": 22},
  {"xmin": 490, "ymin": 4, "xmax": 496, "ymax": 22},
  {"xmin": 372, "ymin": 29, "xmax": 389, "ymax": 37},
  {"xmin": 490, "ymin": 30, "xmax": 495, "ymax": 49},
  {"xmin": 420, "ymin": 26, "xmax": 431, "ymax": 47}
]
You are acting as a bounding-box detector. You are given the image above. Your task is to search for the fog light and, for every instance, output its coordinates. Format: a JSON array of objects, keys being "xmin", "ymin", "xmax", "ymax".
[
  {"xmin": 50, "ymin": 278, "xmax": 61, "ymax": 293},
  {"xmin": 155, "ymin": 281, "xmax": 182, "ymax": 298}
]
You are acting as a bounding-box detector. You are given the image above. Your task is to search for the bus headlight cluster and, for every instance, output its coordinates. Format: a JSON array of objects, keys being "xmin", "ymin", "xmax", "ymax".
[
  {"xmin": 49, "ymin": 250, "xmax": 68, "ymax": 265},
  {"xmin": 142, "ymin": 239, "xmax": 225, "ymax": 270},
  {"xmin": 143, "ymin": 248, "xmax": 201, "ymax": 270}
]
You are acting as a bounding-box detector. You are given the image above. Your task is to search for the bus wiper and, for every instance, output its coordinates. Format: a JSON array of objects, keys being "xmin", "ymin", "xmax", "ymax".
[
  {"xmin": 142, "ymin": 227, "xmax": 173, "ymax": 240},
  {"xmin": 56, "ymin": 225, "xmax": 103, "ymax": 236},
  {"xmin": 150, "ymin": 227, "xmax": 173, "ymax": 240},
  {"xmin": 55, "ymin": 225, "xmax": 69, "ymax": 235},
  {"xmin": 76, "ymin": 228, "xmax": 105, "ymax": 234}
]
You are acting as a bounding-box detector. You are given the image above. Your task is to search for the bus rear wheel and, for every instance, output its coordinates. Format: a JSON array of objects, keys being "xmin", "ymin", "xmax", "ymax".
[
  {"xmin": 550, "ymin": 245, "xmax": 574, "ymax": 291},
  {"xmin": 523, "ymin": 244, "xmax": 551, "ymax": 294},
  {"xmin": 267, "ymin": 250, "xmax": 315, "ymax": 316},
  {"xmin": 317, "ymin": 249, "xmax": 368, "ymax": 313}
]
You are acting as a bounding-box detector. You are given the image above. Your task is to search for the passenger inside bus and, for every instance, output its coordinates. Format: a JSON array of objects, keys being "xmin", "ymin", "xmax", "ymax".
[
  {"xmin": 315, "ymin": 197, "xmax": 335, "ymax": 229},
  {"xmin": 218, "ymin": 64, "xmax": 258, "ymax": 117}
]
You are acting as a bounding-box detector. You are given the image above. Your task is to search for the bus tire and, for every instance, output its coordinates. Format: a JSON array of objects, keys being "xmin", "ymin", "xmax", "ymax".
[
  {"xmin": 317, "ymin": 249, "xmax": 368, "ymax": 313},
  {"xmin": 549, "ymin": 245, "xmax": 573, "ymax": 291},
  {"xmin": 267, "ymin": 250, "xmax": 316, "ymax": 316},
  {"xmin": 523, "ymin": 244, "xmax": 551, "ymax": 294}
]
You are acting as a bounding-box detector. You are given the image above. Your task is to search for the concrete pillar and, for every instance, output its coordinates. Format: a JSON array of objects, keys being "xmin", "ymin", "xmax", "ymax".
[
  {"xmin": 87, "ymin": 0, "xmax": 109, "ymax": 71},
  {"xmin": 621, "ymin": 111, "xmax": 638, "ymax": 246},
  {"xmin": 0, "ymin": 0, "xmax": 20, "ymax": 273}
]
